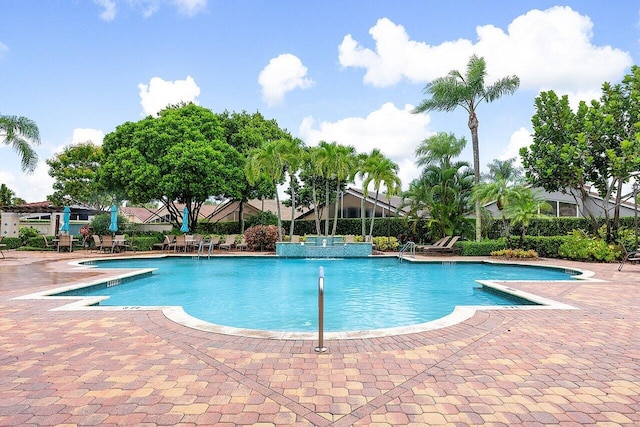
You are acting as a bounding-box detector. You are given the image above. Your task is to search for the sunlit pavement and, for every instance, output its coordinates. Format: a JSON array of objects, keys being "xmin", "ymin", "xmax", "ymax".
[{"xmin": 1, "ymin": 249, "xmax": 639, "ymax": 426}]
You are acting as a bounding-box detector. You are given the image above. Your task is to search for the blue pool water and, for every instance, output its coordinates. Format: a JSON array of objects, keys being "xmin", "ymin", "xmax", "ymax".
[{"xmin": 71, "ymin": 257, "xmax": 577, "ymax": 332}]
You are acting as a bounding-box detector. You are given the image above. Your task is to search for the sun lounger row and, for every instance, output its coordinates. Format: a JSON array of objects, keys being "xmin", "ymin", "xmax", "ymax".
[{"xmin": 416, "ymin": 236, "xmax": 461, "ymax": 254}]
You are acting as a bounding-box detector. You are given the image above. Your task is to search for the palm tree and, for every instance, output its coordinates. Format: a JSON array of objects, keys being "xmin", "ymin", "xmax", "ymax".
[
  {"xmin": 413, "ymin": 55, "xmax": 520, "ymax": 241},
  {"xmin": 357, "ymin": 149, "xmax": 385, "ymax": 238},
  {"xmin": 504, "ymin": 187, "xmax": 551, "ymax": 247},
  {"xmin": 280, "ymin": 137, "xmax": 305, "ymax": 237},
  {"xmin": 245, "ymin": 140, "xmax": 286, "ymax": 241},
  {"xmin": 330, "ymin": 143, "xmax": 357, "ymax": 235},
  {"xmin": 0, "ymin": 114, "xmax": 41, "ymax": 172},
  {"xmin": 312, "ymin": 141, "xmax": 337, "ymax": 235},
  {"xmin": 367, "ymin": 156, "xmax": 401, "ymax": 238}
]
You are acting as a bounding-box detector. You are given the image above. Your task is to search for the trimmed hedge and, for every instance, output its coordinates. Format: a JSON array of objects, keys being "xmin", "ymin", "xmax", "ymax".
[
  {"xmin": 458, "ymin": 240, "xmax": 507, "ymax": 256},
  {"xmin": 1, "ymin": 237, "xmax": 23, "ymax": 249}
]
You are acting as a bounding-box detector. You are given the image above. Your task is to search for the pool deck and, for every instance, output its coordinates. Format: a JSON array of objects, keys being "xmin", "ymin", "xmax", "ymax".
[{"xmin": 1, "ymin": 249, "xmax": 638, "ymax": 426}]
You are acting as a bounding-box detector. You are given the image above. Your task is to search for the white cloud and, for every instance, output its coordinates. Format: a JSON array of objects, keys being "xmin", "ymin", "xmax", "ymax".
[
  {"xmin": 500, "ymin": 127, "xmax": 532, "ymax": 166},
  {"xmin": 93, "ymin": 0, "xmax": 206, "ymax": 20},
  {"xmin": 298, "ymin": 102, "xmax": 433, "ymax": 188},
  {"xmin": 94, "ymin": 0, "xmax": 117, "ymax": 21},
  {"xmin": 339, "ymin": 7, "xmax": 632, "ymax": 94},
  {"xmin": 71, "ymin": 128, "xmax": 105, "ymax": 146},
  {"xmin": 0, "ymin": 41, "xmax": 9, "ymax": 59},
  {"xmin": 138, "ymin": 75, "xmax": 201, "ymax": 116},
  {"xmin": 2, "ymin": 161, "xmax": 54, "ymax": 202},
  {"xmin": 259, "ymin": 54, "xmax": 314, "ymax": 106},
  {"xmin": 173, "ymin": 0, "xmax": 207, "ymax": 16}
]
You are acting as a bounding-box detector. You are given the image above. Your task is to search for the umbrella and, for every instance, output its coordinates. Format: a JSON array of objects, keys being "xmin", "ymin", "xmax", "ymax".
[
  {"xmin": 60, "ymin": 206, "xmax": 70, "ymax": 233},
  {"xmin": 109, "ymin": 204, "xmax": 118, "ymax": 234},
  {"xmin": 180, "ymin": 206, "xmax": 189, "ymax": 233}
]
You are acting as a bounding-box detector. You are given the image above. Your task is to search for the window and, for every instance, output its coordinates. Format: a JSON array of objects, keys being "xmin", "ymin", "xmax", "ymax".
[{"xmin": 544, "ymin": 200, "xmax": 578, "ymax": 217}]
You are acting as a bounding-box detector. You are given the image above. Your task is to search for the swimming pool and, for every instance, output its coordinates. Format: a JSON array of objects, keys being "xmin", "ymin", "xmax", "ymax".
[{"xmin": 60, "ymin": 257, "xmax": 580, "ymax": 333}]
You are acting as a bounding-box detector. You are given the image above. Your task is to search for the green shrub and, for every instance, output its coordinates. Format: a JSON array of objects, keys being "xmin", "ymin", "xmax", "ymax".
[
  {"xmin": 518, "ymin": 236, "xmax": 569, "ymax": 258},
  {"xmin": 26, "ymin": 236, "xmax": 48, "ymax": 249},
  {"xmin": 19, "ymin": 227, "xmax": 40, "ymax": 245},
  {"xmin": 458, "ymin": 239, "xmax": 507, "ymax": 256},
  {"xmin": 1, "ymin": 237, "xmax": 22, "ymax": 249},
  {"xmin": 491, "ymin": 248, "xmax": 539, "ymax": 259},
  {"xmin": 372, "ymin": 236, "xmax": 399, "ymax": 251},
  {"xmin": 558, "ymin": 230, "xmax": 621, "ymax": 262},
  {"xmin": 131, "ymin": 236, "xmax": 158, "ymax": 251}
]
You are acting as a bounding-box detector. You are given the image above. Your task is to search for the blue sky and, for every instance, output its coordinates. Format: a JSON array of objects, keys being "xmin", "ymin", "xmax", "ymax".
[{"xmin": 1, "ymin": 1, "xmax": 639, "ymax": 202}]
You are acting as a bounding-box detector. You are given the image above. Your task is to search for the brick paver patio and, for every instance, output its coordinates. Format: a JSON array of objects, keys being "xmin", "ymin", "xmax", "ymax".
[{"xmin": 0, "ymin": 249, "xmax": 638, "ymax": 426}]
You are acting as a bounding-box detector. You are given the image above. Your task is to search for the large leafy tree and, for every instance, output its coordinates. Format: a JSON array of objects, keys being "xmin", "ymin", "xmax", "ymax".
[
  {"xmin": 46, "ymin": 142, "xmax": 111, "ymax": 209},
  {"xmin": 0, "ymin": 114, "xmax": 41, "ymax": 172},
  {"xmin": 217, "ymin": 110, "xmax": 289, "ymax": 232},
  {"xmin": 99, "ymin": 104, "xmax": 245, "ymax": 230},
  {"xmin": 413, "ymin": 55, "xmax": 520, "ymax": 241},
  {"xmin": 522, "ymin": 71, "xmax": 640, "ymax": 240}
]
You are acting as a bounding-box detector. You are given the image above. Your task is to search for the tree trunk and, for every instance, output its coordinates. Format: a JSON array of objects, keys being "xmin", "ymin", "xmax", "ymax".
[
  {"xmin": 468, "ymin": 111, "xmax": 482, "ymax": 241},
  {"xmin": 312, "ymin": 182, "xmax": 321, "ymax": 235},
  {"xmin": 275, "ymin": 190, "xmax": 283, "ymax": 242},
  {"xmin": 332, "ymin": 181, "xmax": 341, "ymax": 236},
  {"xmin": 288, "ymin": 173, "xmax": 296, "ymax": 237},
  {"xmin": 360, "ymin": 191, "xmax": 366, "ymax": 239},
  {"xmin": 369, "ymin": 190, "xmax": 380, "ymax": 237},
  {"xmin": 239, "ymin": 200, "xmax": 245, "ymax": 233},
  {"xmin": 324, "ymin": 180, "xmax": 330, "ymax": 235}
]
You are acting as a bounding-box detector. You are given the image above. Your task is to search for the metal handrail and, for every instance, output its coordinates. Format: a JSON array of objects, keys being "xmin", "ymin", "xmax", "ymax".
[
  {"xmin": 398, "ymin": 241, "xmax": 416, "ymax": 261},
  {"xmin": 315, "ymin": 266, "xmax": 327, "ymax": 353}
]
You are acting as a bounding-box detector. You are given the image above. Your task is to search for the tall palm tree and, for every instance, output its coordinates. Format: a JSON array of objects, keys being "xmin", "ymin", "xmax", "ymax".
[
  {"xmin": 280, "ymin": 137, "xmax": 305, "ymax": 237},
  {"xmin": 0, "ymin": 114, "xmax": 41, "ymax": 172},
  {"xmin": 413, "ymin": 55, "xmax": 520, "ymax": 241},
  {"xmin": 330, "ymin": 143, "xmax": 357, "ymax": 235},
  {"xmin": 367, "ymin": 155, "xmax": 401, "ymax": 237},
  {"xmin": 504, "ymin": 187, "xmax": 551, "ymax": 247},
  {"xmin": 245, "ymin": 140, "xmax": 286, "ymax": 241},
  {"xmin": 357, "ymin": 149, "xmax": 387, "ymax": 239},
  {"xmin": 313, "ymin": 141, "xmax": 337, "ymax": 235}
]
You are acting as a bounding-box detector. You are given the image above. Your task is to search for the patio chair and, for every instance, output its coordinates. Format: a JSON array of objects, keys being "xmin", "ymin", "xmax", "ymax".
[
  {"xmin": 219, "ymin": 234, "xmax": 237, "ymax": 251},
  {"xmin": 290, "ymin": 234, "xmax": 300, "ymax": 243},
  {"xmin": 174, "ymin": 235, "xmax": 188, "ymax": 252},
  {"xmin": 416, "ymin": 236, "xmax": 451, "ymax": 252},
  {"xmin": 57, "ymin": 234, "xmax": 73, "ymax": 252},
  {"xmin": 42, "ymin": 235, "xmax": 56, "ymax": 252},
  {"xmin": 344, "ymin": 234, "xmax": 355, "ymax": 243},
  {"xmin": 0, "ymin": 236, "xmax": 6, "ymax": 258},
  {"xmin": 618, "ymin": 246, "xmax": 640, "ymax": 271},
  {"xmin": 114, "ymin": 234, "xmax": 131, "ymax": 252},
  {"xmin": 423, "ymin": 236, "xmax": 461, "ymax": 255},
  {"xmin": 101, "ymin": 235, "xmax": 115, "ymax": 253}
]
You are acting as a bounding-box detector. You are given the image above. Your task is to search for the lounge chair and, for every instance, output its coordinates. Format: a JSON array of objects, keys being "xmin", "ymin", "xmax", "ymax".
[
  {"xmin": 219, "ymin": 234, "xmax": 237, "ymax": 251},
  {"xmin": 236, "ymin": 237, "xmax": 248, "ymax": 251},
  {"xmin": 424, "ymin": 236, "xmax": 461, "ymax": 254},
  {"xmin": 416, "ymin": 236, "xmax": 451, "ymax": 252},
  {"xmin": 618, "ymin": 246, "xmax": 640, "ymax": 271},
  {"xmin": 198, "ymin": 236, "xmax": 220, "ymax": 257}
]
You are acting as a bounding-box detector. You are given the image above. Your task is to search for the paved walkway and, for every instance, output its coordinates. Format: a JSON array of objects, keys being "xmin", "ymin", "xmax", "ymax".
[{"xmin": 0, "ymin": 249, "xmax": 638, "ymax": 426}]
